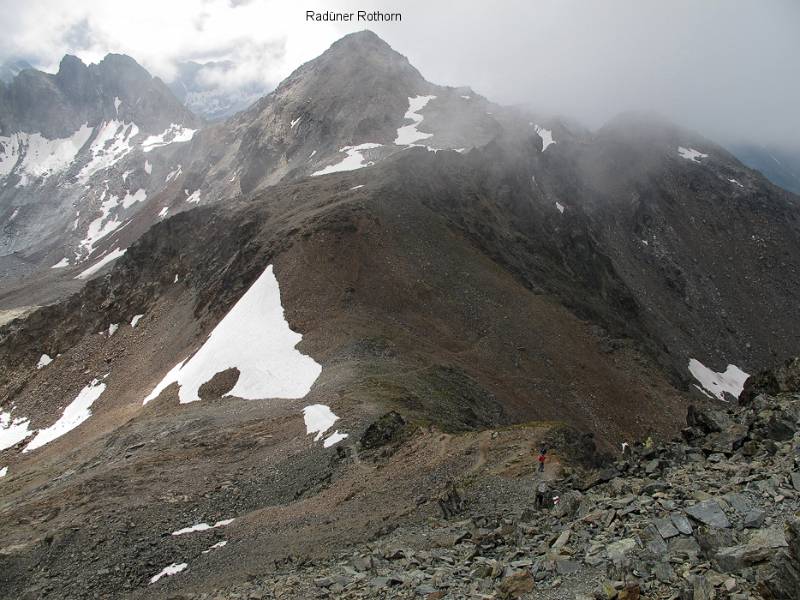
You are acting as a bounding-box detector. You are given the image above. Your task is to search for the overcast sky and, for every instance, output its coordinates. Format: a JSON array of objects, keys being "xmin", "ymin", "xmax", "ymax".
[{"xmin": 1, "ymin": 0, "xmax": 798, "ymax": 148}]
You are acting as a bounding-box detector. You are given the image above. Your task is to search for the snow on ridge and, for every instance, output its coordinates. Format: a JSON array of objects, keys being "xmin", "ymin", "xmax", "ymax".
[
  {"xmin": 150, "ymin": 563, "xmax": 187, "ymax": 584},
  {"xmin": 78, "ymin": 120, "xmax": 140, "ymax": 183},
  {"xmin": 688, "ymin": 358, "xmax": 749, "ymax": 402},
  {"xmin": 678, "ymin": 146, "xmax": 708, "ymax": 163},
  {"xmin": 0, "ymin": 124, "xmax": 93, "ymax": 181},
  {"xmin": 142, "ymin": 123, "xmax": 196, "ymax": 153},
  {"xmin": 311, "ymin": 144, "xmax": 382, "ymax": 176},
  {"xmin": 534, "ymin": 125, "xmax": 556, "ymax": 152},
  {"xmin": 37, "ymin": 354, "xmax": 53, "ymax": 369},
  {"xmin": 75, "ymin": 247, "xmax": 126, "ymax": 280},
  {"xmin": 0, "ymin": 411, "xmax": 33, "ymax": 451},
  {"xmin": 143, "ymin": 265, "xmax": 322, "ymax": 405},
  {"xmin": 23, "ymin": 379, "xmax": 106, "ymax": 452},
  {"xmin": 395, "ymin": 95, "xmax": 436, "ymax": 146},
  {"xmin": 303, "ymin": 404, "xmax": 348, "ymax": 447}
]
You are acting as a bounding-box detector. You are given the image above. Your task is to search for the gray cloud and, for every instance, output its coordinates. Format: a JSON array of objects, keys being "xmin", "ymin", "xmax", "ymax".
[{"xmin": 0, "ymin": 0, "xmax": 797, "ymax": 149}]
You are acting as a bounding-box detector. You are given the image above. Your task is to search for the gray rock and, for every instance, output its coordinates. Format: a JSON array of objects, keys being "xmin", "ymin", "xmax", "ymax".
[
  {"xmin": 685, "ymin": 500, "xmax": 731, "ymax": 529},
  {"xmin": 671, "ymin": 513, "xmax": 694, "ymax": 535},
  {"xmin": 744, "ymin": 508, "xmax": 766, "ymax": 529},
  {"xmin": 606, "ymin": 538, "xmax": 637, "ymax": 563},
  {"xmin": 722, "ymin": 492, "xmax": 751, "ymax": 515},
  {"xmin": 654, "ymin": 517, "xmax": 680, "ymax": 539}
]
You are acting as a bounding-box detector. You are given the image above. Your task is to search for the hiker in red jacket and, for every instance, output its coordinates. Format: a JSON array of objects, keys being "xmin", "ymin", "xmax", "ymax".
[{"xmin": 537, "ymin": 446, "xmax": 547, "ymax": 473}]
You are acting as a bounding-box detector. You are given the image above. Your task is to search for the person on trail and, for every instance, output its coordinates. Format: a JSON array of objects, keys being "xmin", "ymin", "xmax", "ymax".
[
  {"xmin": 535, "ymin": 480, "xmax": 548, "ymax": 509},
  {"xmin": 537, "ymin": 446, "xmax": 547, "ymax": 473}
]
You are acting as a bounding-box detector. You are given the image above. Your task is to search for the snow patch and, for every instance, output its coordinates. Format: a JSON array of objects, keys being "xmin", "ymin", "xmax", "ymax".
[
  {"xmin": 678, "ymin": 147, "xmax": 708, "ymax": 162},
  {"xmin": 311, "ymin": 144, "xmax": 382, "ymax": 176},
  {"xmin": 290, "ymin": 117, "xmax": 302, "ymax": 129},
  {"xmin": 142, "ymin": 124, "xmax": 195, "ymax": 153},
  {"xmin": 303, "ymin": 405, "xmax": 348, "ymax": 446},
  {"xmin": 37, "ymin": 354, "xmax": 53, "ymax": 369},
  {"xmin": 114, "ymin": 97, "xmax": 122, "ymax": 115},
  {"xmin": 165, "ymin": 165, "xmax": 182, "ymax": 183},
  {"xmin": 78, "ymin": 121, "xmax": 139, "ymax": 183},
  {"xmin": 535, "ymin": 125, "xmax": 556, "ymax": 152},
  {"xmin": 131, "ymin": 314, "xmax": 144, "ymax": 328},
  {"xmin": 158, "ymin": 207, "xmax": 169, "ymax": 219},
  {"xmin": 79, "ymin": 190, "xmax": 122, "ymax": 255},
  {"xmin": 0, "ymin": 411, "xmax": 33, "ymax": 451},
  {"xmin": 144, "ymin": 160, "xmax": 152, "ymax": 174},
  {"xmin": 51, "ymin": 257, "xmax": 69, "ymax": 269},
  {"xmin": 23, "ymin": 379, "xmax": 106, "ymax": 452},
  {"xmin": 555, "ymin": 201, "xmax": 565, "ymax": 214},
  {"xmin": 75, "ymin": 247, "xmax": 126, "ymax": 280},
  {"xmin": 729, "ymin": 178, "xmax": 744, "ymax": 188},
  {"xmin": 122, "ymin": 188, "xmax": 147, "ymax": 209},
  {"xmin": 323, "ymin": 430, "xmax": 348, "ymax": 448},
  {"xmin": 150, "ymin": 563, "xmax": 187, "ymax": 584},
  {"xmin": 460, "ymin": 95, "xmax": 471, "ymax": 100},
  {"xmin": 688, "ymin": 359, "xmax": 749, "ymax": 402},
  {"xmin": 349, "ymin": 185, "xmax": 364, "ymax": 190},
  {"xmin": 186, "ymin": 190, "xmax": 201, "ymax": 204},
  {"xmin": 395, "ymin": 95, "xmax": 436, "ymax": 146},
  {"xmin": 0, "ymin": 466, "xmax": 6, "ymax": 478},
  {"xmin": 0, "ymin": 124, "xmax": 93, "ymax": 181},
  {"xmin": 171, "ymin": 518, "xmax": 233, "ymax": 536},
  {"xmin": 108, "ymin": 323, "xmax": 119, "ymax": 337},
  {"xmin": 143, "ymin": 265, "xmax": 321, "ymax": 404},
  {"xmin": 202, "ymin": 541, "xmax": 227, "ymax": 553}
]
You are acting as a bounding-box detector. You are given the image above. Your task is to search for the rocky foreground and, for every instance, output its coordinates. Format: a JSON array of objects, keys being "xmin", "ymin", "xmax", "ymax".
[{"xmin": 178, "ymin": 359, "xmax": 800, "ymax": 600}]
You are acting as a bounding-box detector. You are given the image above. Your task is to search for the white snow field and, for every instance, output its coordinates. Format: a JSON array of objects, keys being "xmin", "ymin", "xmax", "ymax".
[
  {"xmin": 78, "ymin": 121, "xmax": 140, "ymax": 183},
  {"xmin": 688, "ymin": 359, "xmax": 749, "ymax": 401},
  {"xmin": 142, "ymin": 123, "xmax": 196, "ymax": 152},
  {"xmin": 303, "ymin": 404, "xmax": 348, "ymax": 447},
  {"xmin": 678, "ymin": 147, "xmax": 709, "ymax": 162},
  {"xmin": 395, "ymin": 95, "xmax": 436, "ymax": 146},
  {"xmin": 23, "ymin": 379, "xmax": 106, "ymax": 452},
  {"xmin": 150, "ymin": 563, "xmax": 187, "ymax": 584},
  {"xmin": 143, "ymin": 265, "xmax": 322, "ymax": 404},
  {"xmin": 534, "ymin": 125, "xmax": 556, "ymax": 151},
  {"xmin": 37, "ymin": 354, "xmax": 53, "ymax": 369},
  {"xmin": 311, "ymin": 143, "xmax": 382, "ymax": 176},
  {"xmin": 171, "ymin": 518, "xmax": 234, "ymax": 536},
  {"xmin": 0, "ymin": 124, "xmax": 93, "ymax": 181},
  {"xmin": 0, "ymin": 411, "xmax": 33, "ymax": 451},
  {"xmin": 75, "ymin": 248, "xmax": 127, "ymax": 280}
]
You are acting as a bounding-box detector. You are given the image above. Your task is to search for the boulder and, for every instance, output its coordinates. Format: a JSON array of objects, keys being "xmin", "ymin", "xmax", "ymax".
[
  {"xmin": 685, "ymin": 500, "xmax": 731, "ymax": 529},
  {"xmin": 687, "ymin": 404, "xmax": 733, "ymax": 433},
  {"xmin": 740, "ymin": 356, "xmax": 800, "ymax": 404}
]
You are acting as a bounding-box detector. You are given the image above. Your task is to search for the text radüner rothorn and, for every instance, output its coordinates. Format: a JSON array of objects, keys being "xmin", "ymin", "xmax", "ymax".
[{"xmin": 306, "ymin": 11, "xmax": 402, "ymax": 23}]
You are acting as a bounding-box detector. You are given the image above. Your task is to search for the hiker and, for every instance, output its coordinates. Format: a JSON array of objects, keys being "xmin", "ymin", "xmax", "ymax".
[
  {"xmin": 535, "ymin": 480, "xmax": 548, "ymax": 509},
  {"xmin": 537, "ymin": 446, "xmax": 547, "ymax": 473}
]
